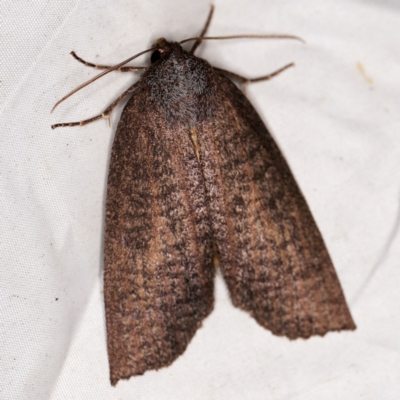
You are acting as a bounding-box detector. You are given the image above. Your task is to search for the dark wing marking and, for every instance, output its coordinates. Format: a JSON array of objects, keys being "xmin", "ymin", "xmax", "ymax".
[
  {"xmin": 197, "ymin": 73, "xmax": 355, "ymax": 339},
  {"xmin": 104, "ymin": 89, "xmax": 214, "ymax": 385}
]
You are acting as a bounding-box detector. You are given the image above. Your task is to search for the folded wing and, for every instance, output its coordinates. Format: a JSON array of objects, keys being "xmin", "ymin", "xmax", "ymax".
[
  {"xmin": 104, "ymin": 90, "xmax": 214, "ymax": 385},
  {"xmin": 198, "ymin": 73, "xmax": 355, "ymax": 339}
]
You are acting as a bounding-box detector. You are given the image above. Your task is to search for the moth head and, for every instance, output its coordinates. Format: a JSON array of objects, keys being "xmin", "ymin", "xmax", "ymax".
[{"xmin": 150, "ymin": 38, "xmax": 175, "ymax": 64}]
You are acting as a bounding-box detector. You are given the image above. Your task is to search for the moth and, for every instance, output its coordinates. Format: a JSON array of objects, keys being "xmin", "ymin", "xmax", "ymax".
[{"xmin": 52, "ymin": 6, "xmax": 355, "ymax": 386}]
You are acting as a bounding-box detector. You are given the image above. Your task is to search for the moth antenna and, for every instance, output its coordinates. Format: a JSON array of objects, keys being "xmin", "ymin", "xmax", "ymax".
[
  {"xmin": 190, "ymin": 5, "xmax": 215, "ymax": 54},
  {"xmin": 51, "ymin": 47, "xmax": 155, "ymax": 112},
  {"xmin": 180, "ymin": 34, "xmax": 305, "ymax": 45},
  {"xmin": 70, "ymin": 51, "xmax": 146, "ymax": 72},
  {"xmin": 51, "ymin": 81, "xmax": 140, "ymax": 129}
]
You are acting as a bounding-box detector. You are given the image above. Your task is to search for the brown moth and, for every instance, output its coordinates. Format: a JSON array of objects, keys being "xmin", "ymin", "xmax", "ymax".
[{"xmin": 52, "ymin": 6, "xmax": 355, "ymax": 386}]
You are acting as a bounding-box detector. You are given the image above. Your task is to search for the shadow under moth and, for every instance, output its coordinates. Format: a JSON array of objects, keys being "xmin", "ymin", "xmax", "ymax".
[{"xmin": 52, "ymin": 6, "xmax": 355, "ymax": 386}]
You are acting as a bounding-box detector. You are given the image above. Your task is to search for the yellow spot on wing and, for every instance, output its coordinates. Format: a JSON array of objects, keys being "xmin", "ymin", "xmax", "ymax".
[{"xmin": 190, "ymin": 128, "xmax": 201, "ymax": 163}]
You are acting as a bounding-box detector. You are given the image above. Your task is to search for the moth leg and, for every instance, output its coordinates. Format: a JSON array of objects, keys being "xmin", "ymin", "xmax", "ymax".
[
  {"xmin": 51, "ymin": 83, "xmax": 138, "ymax": 129},
  {"xmin": 70, "ymin": 51, "xmax": 146, "ymax": 72},
  {"xmin": 190, "ymin": 5, "xmax": 214, "ymax": 54},
  {"xmin": 214, "ymin": 62, "xmax": 294, "ymax": 92}
]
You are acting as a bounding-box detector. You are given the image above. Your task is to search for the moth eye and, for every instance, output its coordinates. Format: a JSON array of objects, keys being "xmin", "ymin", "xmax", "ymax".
[{"xmin": 151, "ymin": 50, "xmax": 161, "ymax": 64}]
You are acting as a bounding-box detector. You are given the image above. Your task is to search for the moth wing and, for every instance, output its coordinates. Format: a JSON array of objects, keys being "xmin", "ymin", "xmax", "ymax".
[
  {"xmin": 198, "ymin": 74, "xmax": 355, "ymax": 339},
  {"xmin": 104, "ymin": 89, "xmax": 214, "ymax": 385}
]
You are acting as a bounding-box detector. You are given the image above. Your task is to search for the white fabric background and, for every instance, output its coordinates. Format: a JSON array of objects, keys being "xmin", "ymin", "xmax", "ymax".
[{"xmin": 1, "ymin": 0, "xmax": 400, "ymax": 398}]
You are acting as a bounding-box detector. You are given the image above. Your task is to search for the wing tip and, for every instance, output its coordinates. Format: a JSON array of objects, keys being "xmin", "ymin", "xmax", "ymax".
[
  {"xmin": 248, "ymin": 308, "xmax": 356, "ymax": 340},
  {"xmin": 272, "ymin": 319, "xmax": 357, "ymax": 340},
  {"xmin": 109, "ymin": 349, "xmax": 181, "ymax": 386},
  {"xmin": 108, "ymin": 303, "xmax": 214, "ymax": 385}
]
